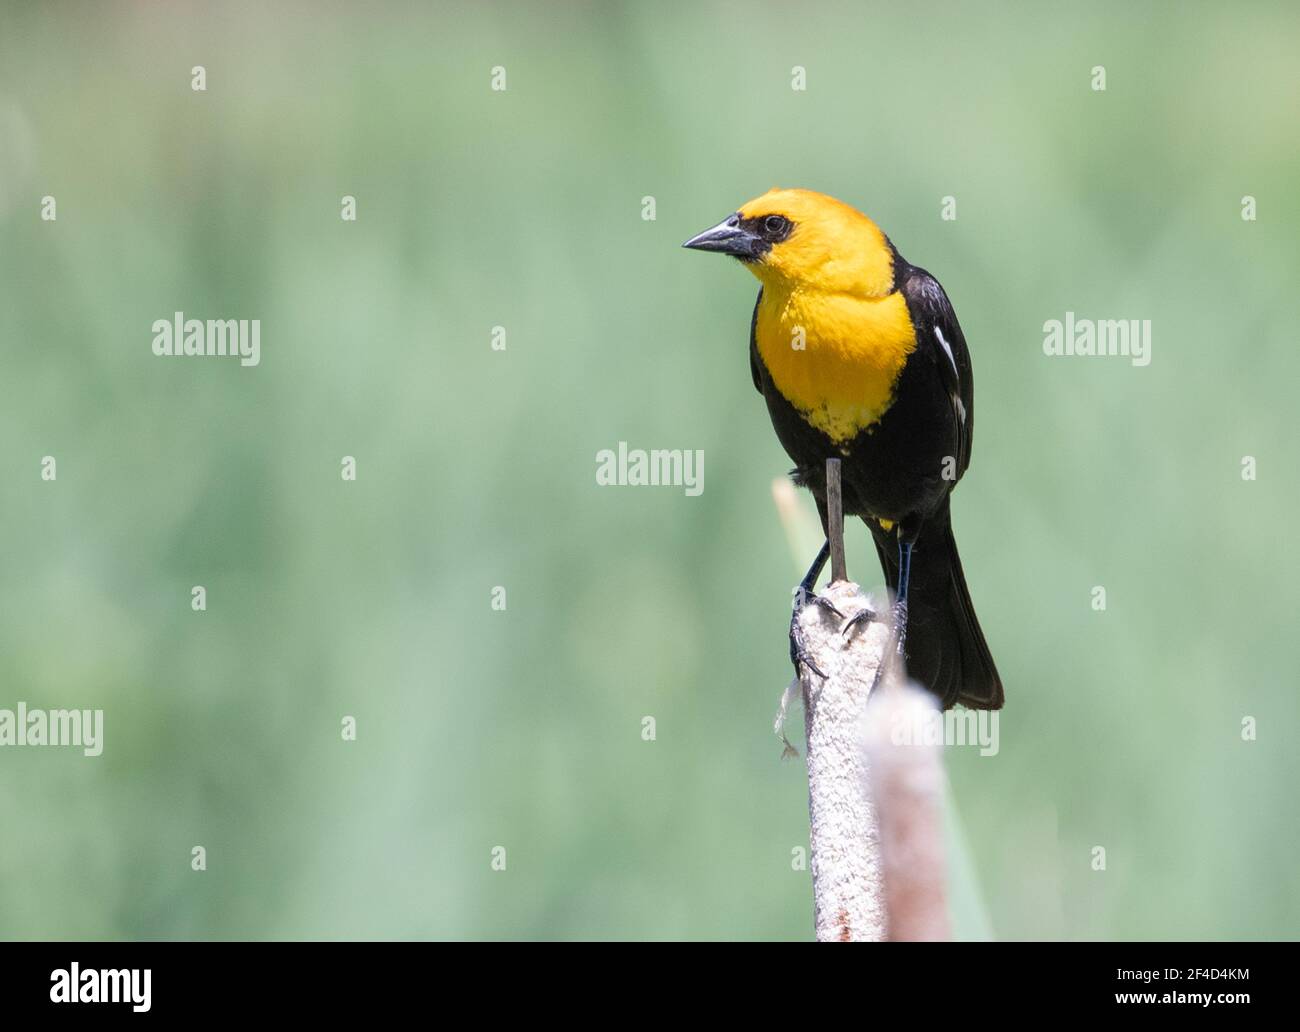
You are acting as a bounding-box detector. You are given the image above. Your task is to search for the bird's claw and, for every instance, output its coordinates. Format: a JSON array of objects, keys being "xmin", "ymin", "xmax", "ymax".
[
  {"xmin": 888, "ymin": 599, "xmax": 909, "ymax": 654},
  {"xmin": 840, "ymin": 605, "xmax": 878, "ymax": 640},
  {"xmin": 788, "ymin": 589, "xmax": 842, "ymax": 680},
  {"xmin": 789, "ymin": 617, "xmax": 827, "ymax": 680},
  {"xmin": 866, "ymin": 599, "xmax": 911, "ymax": 695},
  {"xmin": 843, "ymin": 599, "xmax": 906, "ymax": 644}
]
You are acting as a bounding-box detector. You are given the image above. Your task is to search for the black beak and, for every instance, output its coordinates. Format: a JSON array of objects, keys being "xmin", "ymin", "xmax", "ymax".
[{"xmin": 682, "ymin": 213, "xmax": 762, "ymax": 259}]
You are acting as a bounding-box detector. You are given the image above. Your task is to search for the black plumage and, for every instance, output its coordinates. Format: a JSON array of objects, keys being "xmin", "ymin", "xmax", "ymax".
[{"xmin": 749, "ymin": 245, "xmax": 1003, "ymax": 709}]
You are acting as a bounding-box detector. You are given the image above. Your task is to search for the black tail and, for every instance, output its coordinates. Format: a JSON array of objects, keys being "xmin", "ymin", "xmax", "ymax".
[{"xmin": 867, "ymin": 499, "xmax": 1003, "ymax": 710}]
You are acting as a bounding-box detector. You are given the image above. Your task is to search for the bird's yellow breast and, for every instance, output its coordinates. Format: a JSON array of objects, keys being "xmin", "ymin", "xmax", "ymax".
[{"xmin": 755, "ymin": 287, "xmax": 917, "ymax": 443}]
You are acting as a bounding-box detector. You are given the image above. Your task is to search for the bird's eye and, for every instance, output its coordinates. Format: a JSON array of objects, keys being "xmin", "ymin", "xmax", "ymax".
[{"xmin": 764, "ymin": 214, "xmax": 789, "ymax": 237}]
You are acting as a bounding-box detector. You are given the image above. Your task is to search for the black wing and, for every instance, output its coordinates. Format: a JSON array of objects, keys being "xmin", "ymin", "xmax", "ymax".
[
  {"xmin": 897, "ymin": 264, "xmax": 974, "ymax": 478},
  {"xmin": 749, "ymin": 288, "xmax": 763, "ymax": 393}
]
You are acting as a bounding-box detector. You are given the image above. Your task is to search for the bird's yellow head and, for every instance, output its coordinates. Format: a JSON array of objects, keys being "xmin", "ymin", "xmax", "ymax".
[{"xmin": 683, "ymin": 188, "xmax": 896, "ymax": 298}]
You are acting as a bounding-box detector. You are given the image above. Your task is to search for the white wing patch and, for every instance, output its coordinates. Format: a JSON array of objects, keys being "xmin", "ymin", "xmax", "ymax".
[
  {"xmin": 934, "ymin": 326, "xmax": 966, "ymax": 425},
  {"xmin": 934, "ymin": 326, "xmax": 958, "ymax": 379}
]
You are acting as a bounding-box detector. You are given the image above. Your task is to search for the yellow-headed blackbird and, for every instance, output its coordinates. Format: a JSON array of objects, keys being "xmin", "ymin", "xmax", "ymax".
[{"xmin": 684, "ymin": 188, "xmax": 1002, "ymax": 709}]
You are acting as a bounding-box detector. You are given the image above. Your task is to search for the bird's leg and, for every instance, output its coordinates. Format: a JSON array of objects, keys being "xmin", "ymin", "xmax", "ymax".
[
  {"xmin": 888, "ymin": 534, "xmax": 913, "ymax": 655},
  {"xmin": 789, "ymin": 540, "xmax": 843, "ymax": 680},
  {"xmin": 863, "ymin": 532, "xmax": 915, "ymax": 693},
  {"xmin": 839, "ymin": 522, "xmax": 914, "ymax": 686}
]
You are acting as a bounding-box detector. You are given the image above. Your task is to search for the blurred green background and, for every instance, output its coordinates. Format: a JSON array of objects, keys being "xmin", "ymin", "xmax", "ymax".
[{"xmin": 1, "ymin": 0, "xmax": 1297, "ymax": 940}]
